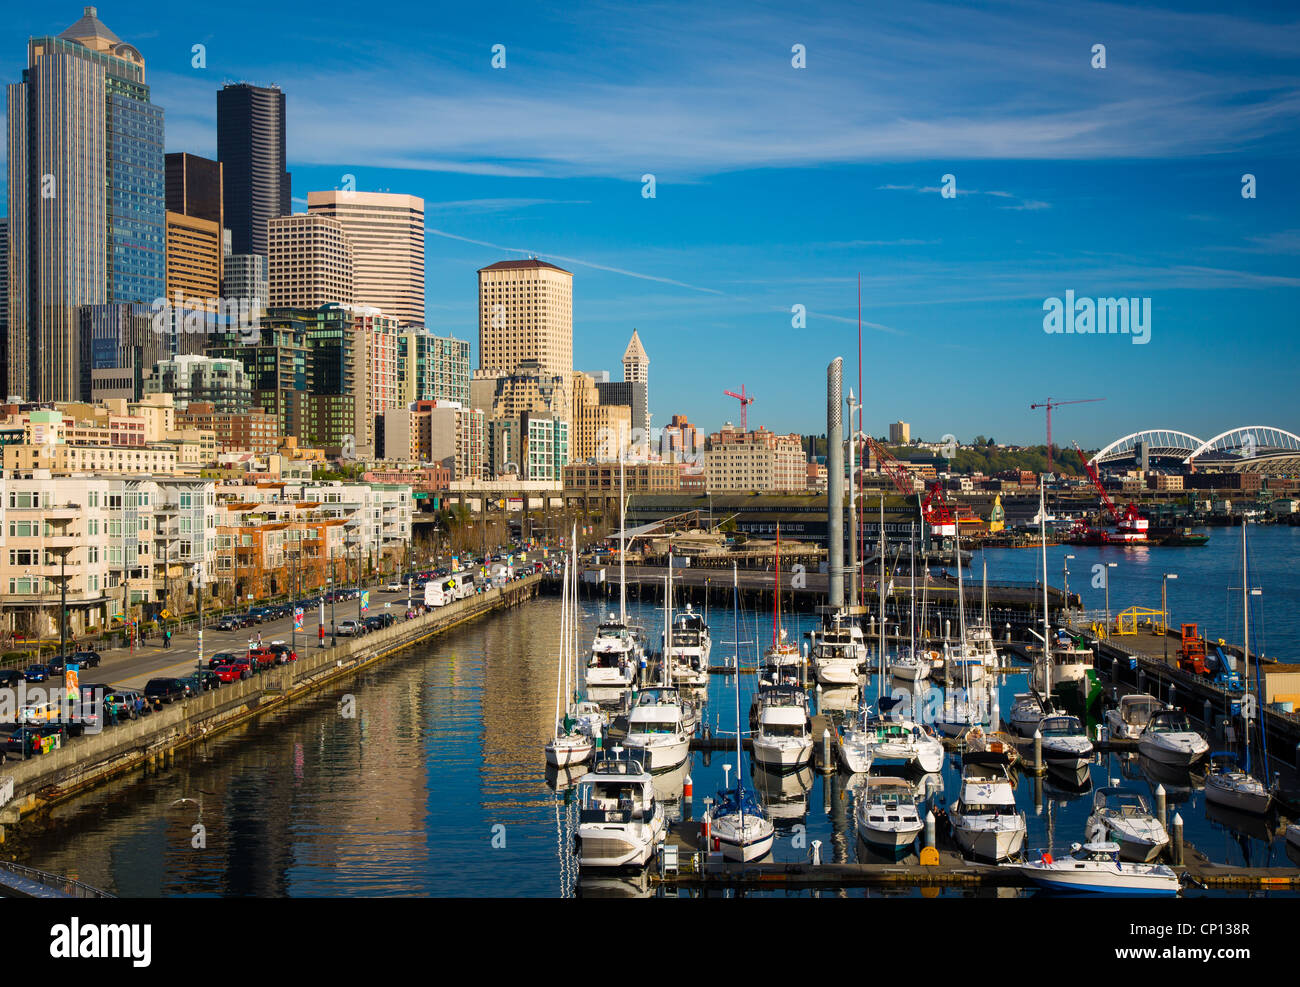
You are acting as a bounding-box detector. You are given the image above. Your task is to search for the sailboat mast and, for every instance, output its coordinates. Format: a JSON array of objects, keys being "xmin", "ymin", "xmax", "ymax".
[
  {"xmin": 1242, "ymin": 520, "xmax": 1250, "ymax": 766},
  {"xmin": 878, "ymin": 497, "xmax": 885, "ymax": 677},
  {"xmin": 619, "ymin": 452, "xmax": 627, "ymax": 624},
  {"xmin": 733, "ymin": 563, "xmax": 744, "ymax": 811},
  {"xmin": 554, "ymin": 559, "xmax": 567, "ymax": 736},
  {"xmin": 665, "ymin": 547, "xmax": 673, "ymax": 688},
  {"xmin": 909, "ymin": 523, "xmax": 916, "ymax": 659},
  {"xmin": 1039, "ymin": 479, "xmax": 1051, "ymax": 703},
  {"xmin": 773, "ymin": 524, "xmax": 780, "ymax": 647}
]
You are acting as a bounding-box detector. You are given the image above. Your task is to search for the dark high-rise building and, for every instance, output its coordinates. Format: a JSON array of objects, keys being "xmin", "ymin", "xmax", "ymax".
[
  {"xmin": 78, "ymin": 301, "xmax": 161, "ymax": 402},
  {"xmin": 165, "ymin": 151, "xmax": 223, "ymax": 227},
  {"xmin": 217, "ymin": 83, "xmax": 290, "ymax": 257}
]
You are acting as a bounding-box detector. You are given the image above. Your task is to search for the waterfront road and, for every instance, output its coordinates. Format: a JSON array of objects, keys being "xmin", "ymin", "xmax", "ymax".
[{"xmin": 76, "ymin": 582, "xmax": 435, "ymax": 693}]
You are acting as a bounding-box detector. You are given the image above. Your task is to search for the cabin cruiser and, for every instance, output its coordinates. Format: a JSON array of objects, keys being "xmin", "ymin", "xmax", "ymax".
[
  {"xmin": 1136, "ymin": 709, "xmax": 1209, "ymax": 767},
  {"xmin": 1204, "ymin": 753, "xmax": 1273, "ymax": 815},
  {"xmin": 1039, "ymin": 714, "xmax": 1095, "ymax": 786},
  {"xmin": 949, "ymin": 762, "xmax": 1026, "ymax": 862},
  {"xmin": 576, "ymin": 749, "xmax": 667, "ymax": 868},
  {"xmin": 622, "ymin": 687, "xmax": 691, "ymax": 771},
  {"xmin": 751, "ymin": 686, "xmax": 814, "ymax": 772},
  {"xmin": 859, "ymin": 709, "xmax": 944, "ymax": 774},
  {"xmin": 808, "ymin": 613, "xmax": 866, "ymax": 685},
  {"xmin": 1104, "ymin": 693, "xmax": 1161, "ymax": 740},
  {"xmin": 1008, "ymin": 691, "xmax": 1053, "ymax": 737},
  {"xmin": 1018, "ymin": 842, "xmax": 1180, "ymax": 895},
  {"xmin": 585, "ymin": 617, "xmax": 640, "ymax": 689},
  {"xmin": 811, "ymin": 634, "xmax": 861, "ymax": 687},
  {"xmin": 665, "ymin": 605, "xmax": 710, "ymax": 688},
  {"xmin": 1030, "ymin": 638, "xmax": 1094, "ymax": 695},
  {"xmin": 855, "ymin": 776, "xmax": 925, "ymax": 858},
  {"xmin": 1085, "ymin": 787, "xmax": 1169, "ymax": 863}
]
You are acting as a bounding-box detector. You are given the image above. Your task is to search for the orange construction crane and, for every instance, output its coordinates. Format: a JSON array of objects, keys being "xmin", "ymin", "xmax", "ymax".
[
  {"xmin": 723, "ymin": 385, "xmax": 754, "ymax": 432},
  {"xmin": 1030, "ymin": 397, "xmax": 1104, "ymax": 475}
]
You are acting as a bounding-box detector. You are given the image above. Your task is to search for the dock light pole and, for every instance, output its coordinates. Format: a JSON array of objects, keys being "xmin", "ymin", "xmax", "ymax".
[
  {"xmin": 1103, "ymin": 562, "xmax": 1118, "ymax": 635},
  {"xmin": 190, "ymin": 563, "xmax": 203, "ymax": 687},
  {"xmin": 1161, "ymin": 573, "xmax": 1178, "ymax": 662},
  {"xmin": 1062, "ymin": 554, "xmax": 1075, "ymax": 614}
]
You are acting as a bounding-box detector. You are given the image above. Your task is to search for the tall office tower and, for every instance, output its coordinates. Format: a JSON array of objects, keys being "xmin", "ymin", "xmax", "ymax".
[
  {"xmin": 571, "ymin": 370, "xmax": 630, "ymax": 461},
  {"xmin": 397, "ymin": 328, "xmax": 470, "ymax": 407},
  {"xmin": 621, "ymin": 329, "xmax": 650, "ymax": 444},
  {"xmin": 165, "ymin": 152, "xmax": 223, "ymax": 350},
  {"xmin": 268, "ymin": 213, "xmax": 353, "ymax": 309},
  {"xmin": 7, "ymin": 7, "xmax": 166, "ymax": 402},
  {"xmin": 307, "ymin": 191, "xmax": 425, "ymax": 325},
  {"xmin": 217, "ymin": 82, "xmax": 290, "ymax": 257},
  {"xmin": 222, "ymin": 252, "xmax": 268, "ymax": 310},
  {"xmin": 476, "ymin": 259, "xmax": 572, "ymax": 379},
  {"xmin": 0, "ymin": 218, "xmax": 7, "ymax": 393}
]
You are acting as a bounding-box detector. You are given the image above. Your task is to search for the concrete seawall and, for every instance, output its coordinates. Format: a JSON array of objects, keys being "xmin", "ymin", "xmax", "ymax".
[{"xmin": 0, "ymin": 575, "xmax": 541, "ymax": 834}]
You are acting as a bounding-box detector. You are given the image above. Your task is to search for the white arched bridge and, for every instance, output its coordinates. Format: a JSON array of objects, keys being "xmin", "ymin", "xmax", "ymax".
[{"xmin": 1091, "ymin": 426, "xmax": 1300, "ymax": 473}]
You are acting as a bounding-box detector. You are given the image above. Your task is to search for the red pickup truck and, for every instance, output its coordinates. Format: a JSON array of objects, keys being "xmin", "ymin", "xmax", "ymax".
[{"xmin": 246, "ymin": 647, "xmax": 278, "ymax": 670}]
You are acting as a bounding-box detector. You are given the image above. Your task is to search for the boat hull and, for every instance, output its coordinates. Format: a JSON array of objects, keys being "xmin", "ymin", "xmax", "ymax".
[
  {"xmin": 545, "ymin": 737, "xmax": 594, "ymax": 768},
  {"xmin": 752, "ymin": 738, "xmax": 813, "ymax": 772},
  {"xmin": 622, "ymin": 735, "xmax": 690, "ymax": 772}
]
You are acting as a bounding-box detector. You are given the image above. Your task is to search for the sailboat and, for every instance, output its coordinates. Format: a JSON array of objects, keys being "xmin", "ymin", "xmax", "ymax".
[
  {"xmin": 624, "ymin": 574, "xmax": 693, "ymax": 772},
  {"xmin": 936, "ymin": 524, "xmax": 989, "ymax": 737},
  {"xmin": 761, "ymin": 525, "xmax": 802, "ymax": 684},
  {"xmin": 889, "ymin": 525, "xmax": 930, "ymax": 683},
  {"xmin": 710, "ymin": 564, "xmax": 776, "ymax": 862},
  {"xmin": 545, "ymin": 556, "xmax": 595, "ymax": 767},
  {"xmin": 1010, "ymin": 482, "xmax": 1060, "ymax": 739},
  {"xmin": 586, "ymin": 454, "xmax": 642, "ymax": 690},
  {"xmin": 1204, "ymin": 520, "xmax": 1273, "ymax": 815}
]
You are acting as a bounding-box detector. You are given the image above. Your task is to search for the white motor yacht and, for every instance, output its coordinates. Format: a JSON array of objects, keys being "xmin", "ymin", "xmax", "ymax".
[
  {"xmin": 576, "ymin": 749, "xmax": 667, "ymax": 868},
  {"xmin": 1008, "ymin": 691, "xmax": 1052, "ymax": 738},
  {"xmin": 1038, "ymin": 714, "xmax": 1095, "ymax": 786},
  {"xmin": 855, "ymin": 776, "xmax": 924, "ymax": 858},
  {"xmin": 949, "ymin": 762, "xmax": 1026, "ymax": 862},
  {"xmin": 1018, "ymin": 842, "xmax": 1180, "ymax": 895},
  {"xmin": 1136, "ymin": 709, "xmax": 1209, "ymax": 767},
  {"xmin": 1085, "ymin": 787, "xmax": 1169, "ymax": 863},
  {"xmin": 751, "ymin": 686, "xmax": 813, "ymax": 772},
  {"xmin": 585, "ymin": 617, "xmax": 639, "ymax": 689},
  {"xmin": 1104, "ymin": 693, "xmax": 1161, "ymax": 740},
  {"xmin": 622, "ymin": 687, "xmax": 691, "ymax": 772},
  {"xmin": 860, "ymin": 708, "xmax": 944, "ymax": 774},
  {"xmin": 665, "ymin": 606, "xmax": 711, "ymax": 688}
]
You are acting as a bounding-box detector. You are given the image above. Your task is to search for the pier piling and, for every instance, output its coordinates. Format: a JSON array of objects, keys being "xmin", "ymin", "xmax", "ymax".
[{"xmin": 1172, "ymin": 813, "xmax": 1184, "ymax": 866}]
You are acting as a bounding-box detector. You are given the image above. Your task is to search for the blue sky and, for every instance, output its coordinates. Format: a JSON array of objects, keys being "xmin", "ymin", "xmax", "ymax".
[{"xmin": 4, "ymin": 0, "xmax": 1298, "ymax": 445}]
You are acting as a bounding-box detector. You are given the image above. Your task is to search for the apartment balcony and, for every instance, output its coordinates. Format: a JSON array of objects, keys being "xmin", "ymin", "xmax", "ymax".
[{"xmin": 39, "ymin": 535, "xmax": 81, "ymax": 551}]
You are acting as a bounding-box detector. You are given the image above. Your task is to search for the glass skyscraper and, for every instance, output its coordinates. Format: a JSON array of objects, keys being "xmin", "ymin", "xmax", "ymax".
[{"xmin": 6, "ymin": 7, "xmax": 165, "ymax": 402}]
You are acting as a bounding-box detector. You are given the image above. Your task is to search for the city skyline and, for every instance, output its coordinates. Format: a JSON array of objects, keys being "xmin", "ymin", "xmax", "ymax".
[{"xmin": 1, "ymin": 2, "xmax": 1297, "ymax": 445}]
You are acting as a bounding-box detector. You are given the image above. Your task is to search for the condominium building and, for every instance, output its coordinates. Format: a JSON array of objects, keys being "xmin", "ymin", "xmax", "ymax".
[
  {"xmin": 347, "ymin": 306, "xmax": 404, "ymax": 459},
  {"xmin": 424, "ymin": 402, "xmax": 485, "ymax": 480},
  {"xmin": 659, "ymin": 413, "xmax": 702, "ymax": 463},
  {"xmin": 476, "ymin": 259, "xmax": 573, "ymax": 382},
  {"xmin": 144, "ymin": 355, "xmax": 250, "ymax": 413},
  {"xmin": 268, "ymin": 213, "xmax": 354, "ymax": 310},
  {"xmin": 307, "ymin": 191, "xmax": 425, "ymax": 324},
  {"xmin": 207, "ymin": 316, "xmax": 311, "ymax": 441},
  {"xmin": 7, "ymin": 7, "xmax": 166, "ymax": 402},
  {"xmin": 889, "ymin": 420, "xmax": 911, "ymax": 444},
  {"xmin": 704, "ymin": 425, "xmax": 806, "ymax": 493},
  {"xmin": 397, "ymin": 328, "xmax": 471, "ymax": 407}
]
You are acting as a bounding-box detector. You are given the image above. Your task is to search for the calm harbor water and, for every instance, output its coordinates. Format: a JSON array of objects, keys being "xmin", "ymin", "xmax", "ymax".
[
  {"xmin": 978, "ymin": 523, "xmax": 1299, "ymax": 661},
  {"xmin": 11, "ymin": 547, "xmax": 1299, "ymax": 896}
]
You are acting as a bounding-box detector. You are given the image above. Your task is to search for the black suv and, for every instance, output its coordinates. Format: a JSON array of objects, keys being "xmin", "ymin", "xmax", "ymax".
[{"xmin": 143, "ymin": 678, "xmax": 189, "ymax": 707}]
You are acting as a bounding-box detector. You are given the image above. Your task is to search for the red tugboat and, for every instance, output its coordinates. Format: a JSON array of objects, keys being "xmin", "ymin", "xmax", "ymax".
[{"xmin": 1067, "ymin": 442, "xmax": 1149, "ymax": 545}]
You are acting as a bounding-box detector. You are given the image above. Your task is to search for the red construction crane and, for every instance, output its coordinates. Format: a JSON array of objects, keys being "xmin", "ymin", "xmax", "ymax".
[
  {"xmin": 723, "ymin": 385, "xmax": 755, "ymax": 432},
  {"xmin": 864, "ymin": 436, "xmax": 915, "ymax": 497},
  {"xmin": 1030, "ymin": 397, "xmax": 1104, "ymax": 475},
  {"xmin": 921, "ymin": 481, "xmax": 957, "ymax": 537},
  {"xmin": 1071, "ymin": 440, "xmax": 1149, "ymax": 544}
]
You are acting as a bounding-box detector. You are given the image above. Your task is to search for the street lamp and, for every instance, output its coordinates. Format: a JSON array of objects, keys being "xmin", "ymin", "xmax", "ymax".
[
  {"xmin": 1161, "ymin": 572, "xmax": 1178, "ymax": 662},
  {"xmin": 1103, "ymin": 561, "xmax": 1118, "ymax": 635}
]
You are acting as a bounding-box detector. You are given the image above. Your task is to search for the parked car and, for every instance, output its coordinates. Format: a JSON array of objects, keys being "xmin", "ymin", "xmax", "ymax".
[
  {"xmin": 335, "ymin": 619, "xmax": 363, "ymax": 637},
  {"xmin": 210, "ymin": 662, "xmax": 248, "ymax": 683},
  {"xmin": 24, "ymin": 664, "xmax": 50, "ymax": 683},
  {"xmin": 180, "ymin": 671, "xmax": 219, "ymax": 694},
  {"xmin": 245, "ymin": 647, "xmax": 278, "ymax": 670},
  {"xmin": 0, "ymin": 669, "xmax": 24, "ymax": 689},
  {"xmin": 17, "ymin": 701, "xmax": 62, "ymax": 726},
  {"xmin": 208, "ymin": 651, "xmax": 243, "ymax": 669},
  {"xmin": 241, "ymin": 611, "xmax": 264, "ymax": 625},
  {"xmin": 227, "ymin": 656, "xmax": 259, "ymax": 677},
  {"xmin": 5, "ymin": 724, "xmax": 66, "ymax": 757},
  {"xmin": 103, "ymin": 689, "xmax": 147, "ymax": 720},
  {"xmin": 143, "ymin": 677, "xmax": 188, "ymax": 706},
  {"xmin": 71, "ymin": 650, "xmax": 102, "ymax": 668}
]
